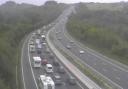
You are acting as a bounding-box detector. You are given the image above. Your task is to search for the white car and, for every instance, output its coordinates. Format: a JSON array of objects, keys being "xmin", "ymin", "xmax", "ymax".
[
  {"xmin": 70, "ymin": 41, "xmax": 74, "ymax": 44},
  {"xmin": 45, "ymin": 64, "xmax": 53, "ymax": 73},
  {"xmin": 42, "ymin": 42, "xmax": 46, "ymax": 45},
  {"xmin": 79, "ymin": 50, "xmax": 85, "ymax": 54},
  {"xmin": 66, "ymin": 45, "xmax": 71, "ymax": 49}
]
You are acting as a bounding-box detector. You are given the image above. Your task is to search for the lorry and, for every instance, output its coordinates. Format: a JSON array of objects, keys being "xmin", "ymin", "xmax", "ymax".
[
  {"xmin": 33, "ymin": 56, "xmax": 41, "ymax": 68},
  {"xmin": 38, "ymin": 75, "xmax": 55, "ymax": 89}
]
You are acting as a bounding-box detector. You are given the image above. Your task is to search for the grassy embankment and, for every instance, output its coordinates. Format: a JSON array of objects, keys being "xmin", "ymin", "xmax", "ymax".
[{"xmin": 0, "ymin": 1, "xmax": 67, "ymax": 89}]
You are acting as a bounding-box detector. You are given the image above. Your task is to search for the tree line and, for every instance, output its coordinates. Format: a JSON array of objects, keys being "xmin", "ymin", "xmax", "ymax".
[
  {"xmin": 67, "ymin": 2, "xmax": 128, "ymax": 65},
  {"xmin": 0, "ymin": 1, "xmax": 67, "ymax": 89}
]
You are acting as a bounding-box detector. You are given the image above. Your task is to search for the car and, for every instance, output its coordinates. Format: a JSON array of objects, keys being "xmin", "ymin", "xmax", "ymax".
[
  {"xmin": 66, "ymin": 45, "xmax": 71, "ymax": 49},
  {"xmin": 53, "ymin": 60, "xmax": 60, "ymax": 66},
  {"xmin": 56, "ymin": 31, "xmax": 61, "ymax": 34},
  {"xmin": 42, "ymin": 42, "xmax": 46, "ymax": 45},
  {"xmin": 67, "ymin": 76, "xmax": 76, "ymax": 85},
  {"xmin": 45, "ymin": 64, "xmax": 53, "ymax": 73},
  {"xmin": 79, "ymin": 50, "xmax": 85, "ymax": 54},
  {"xmin": 41, "ymin": 59, "xmax": 48, "ymax": 65},
  {"xmin": 52, "ymin": 73, "xmax": 63, "ymax": 85},
  {"xmin": 49, "ymin": 53, "xmax": 54, "ymax": 59},
  {"xmin": 58, "ymin": 66, "xmax": 65, "ymax": 74},
  {"xmin": 29, "ymin": 41, "xmax": 34, "ymax": 45},
  {"xmin": 37, "ymin": 49, "xmax": 41, "ymax": 54},
  {"xmin": 57, "ymin": 37, "xmax": 62, "ymax": 40},
  {"xmin": 70, "ymin": 41, "xmax": 74, "ymax": 44}
]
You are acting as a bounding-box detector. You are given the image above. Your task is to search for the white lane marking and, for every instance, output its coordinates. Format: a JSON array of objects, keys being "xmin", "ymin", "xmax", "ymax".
[
  {"xmin": 16, "ymin": 66, "xmax": 18, "ymax": 89},
  {"xmin": 102, "ymin": 62, "xmax": 107, "ymax": 65},
  {"xmin": 55, "ymin": 21, "xmax": 123, "ymax": 89},
  {"xmin": 21, "ymin": 37, "xmax": 27, "ymax": 89},
  {"xmin": 64, "ymin": 24, "xmax": 128, "ymax": 73},
  {"xmin": 50, "ymin": 30, "xmax": 86, "ymax": 89},
  {"xmin": 28, "ymin": 36, "xmax": 39, "ymax": 89},
  {"xmin": 112, "ymin": 68, "xmax": 118, "ymax": 72},
  {"xmin": 63, "ymin": 62, "xmax": 85, "ymax": 89},
  {"xmin": 102, "ymin": 68, "xmax": 107, "ymax": 72},
  {"xmin": 77, "ymin": 82, "xmax": 84, "ymax": 89}
]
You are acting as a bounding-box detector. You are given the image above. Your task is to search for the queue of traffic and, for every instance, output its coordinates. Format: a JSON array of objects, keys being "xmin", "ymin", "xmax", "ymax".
[{"xmin": 28, "ymin": 29, "xmax": 78, "ymax": 89}]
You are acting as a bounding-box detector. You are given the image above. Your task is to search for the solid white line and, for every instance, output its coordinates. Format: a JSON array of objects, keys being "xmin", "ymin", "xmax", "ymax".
[
  {"xmin": 21, "ymin": 37, "xmax": 27, "ymax": 89},
  {"xmin": 16, "ymin": 66, "xmax": 18, "ymax": 89},
  {"xmin": 28, "ymin": 36, "xmax": 39, "ymax": 89},
  {"xmin": 56, "ymin": 20, "xmax": 123, "ymax": 89},
  {"xmin": 64, "ymin": 28, "xmax": 128, "ymax": 73},
  {"xmin": 77, "ymin": 82, "xmax": 84, "ymax": 89}
]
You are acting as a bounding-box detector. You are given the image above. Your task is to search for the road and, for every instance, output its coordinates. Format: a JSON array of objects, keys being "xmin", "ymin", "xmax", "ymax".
[
  {"xmin": 49, "ymin": 6, "xmax": 128, "ymax": 89},
  {"xmin": 21, "ymin": 7, "xmax": 86, "ymax": 89},
  {"xmin": 21, "ymin": 30, "xmax": 85, "ymax": 89}
]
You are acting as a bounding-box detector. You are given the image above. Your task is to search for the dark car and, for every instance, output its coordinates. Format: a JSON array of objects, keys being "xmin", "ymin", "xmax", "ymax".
[
  {"xmin": 58, "ymin": 66, "xmax": 65, "ymax": 74},
  {"xmin": 67, "ymin": 76, "xmax": 76, "ymax": 85},
  {"xmin": 37, "ymin": 49, "xmax": 41, "ymax": 54},
  {"xmin": 53, "ymin": 60, "xmax": 60, "ymax": 66},
  {"xmin": 52, "ymin": 73, "xmax": 63, "ymax": 85},
  {"xmin": 49, "ymin": 54, "xmax": 54, "ymax": 59}
]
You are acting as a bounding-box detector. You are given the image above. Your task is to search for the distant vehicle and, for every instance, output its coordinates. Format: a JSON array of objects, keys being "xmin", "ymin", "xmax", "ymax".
[
  {"xmin": 56, "ymin": 32, "xmax": 59, "ymax": 34},
  {"xmin": 37, "ymin": 29, "xmax": 41, "ymax": 35},
  {"xmin": 35, "ymin": 39, "xmax": 40, "ymax": 44},
  {"xmin": 70, "ymin": 41, "xmax": 74, "ymax": 44},
  {"xmin": 41, "ymin": 35, "xmax": 46, "ymax": 40},
  {"xmin": 29, "ymin": 45, "xmax": 35, "ymax": 52},
  {"xmin": 66, "ymin": 45, "xmax": 71, "ymax": 49},
  {"xmin": 79, "ymin": 50, "xmax": 85, "ymax": 54},
  {"xmin": 38, "ymin": 75, "xmax": 55, "ymax": 89},
  {"xmin": 42, "ymin": 42, "xmax": 46, "ymax": 45},
  {"xmin": 29, "ymin": 41, "xmax": 34, "ymax": 45},
  {"xmin": 49, "ymin": 53, "xmax": 54, "ymax": 59},
  {"xmin": 37, "ymin": 43, "xmax": 42, "ymax": 49},
  {"xmin": 32, "ymin": 32, "xmax": 36, "ymax": 36},
  {"xmin": 56, "ymin": 31, "xmax": 61, "ymax": 34},
  {"xmin": 53, "ymin": 60, "xmax": 60, "ymax": 66},
  {"xmin": 33, "ymin": 56, "xmax": 41, "ymax": 68},
  {"xmin": 37, "ymin": 49, "xmax": 42, "ymax": 54},
  {"xmin": 46, "ymin": 48, "xmax": 50, "ymax": 53},
  {"xmin": 42, "ymin": 59, "xmax": 48, "ymax": 65},
  {"xmin": 57, "ymin": 37, "xmax": 62, "ymax": 40},
  {"xmin": 45, "ymin": 64, "xmax": 53, "ymax": 73},
  {"xmin": 43, "ymin": 26, "xmax": 46, "ymax": 29},
  {"xmin": 58, "ymin": 66, "xmax": 65, "ymax": 74},
  {"xmin": 52, "ymin": 73, "xmax": 63, "ymax": 85},
  {"xmin": 67, "ymin": 76, "xmax": 76, "ymax": 85}
]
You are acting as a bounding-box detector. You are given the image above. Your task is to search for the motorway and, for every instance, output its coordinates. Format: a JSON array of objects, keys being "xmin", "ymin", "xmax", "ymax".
[
  {"xmin": 21, "ymin": 7, "xmax": 87, "ymax": 89},
  {"xmin": 21, "ymin": 29, "xmax": 86, "ymax": 89},
  {"xmin": 49, "ymin": 6, "xmax": 128, "ymax": 89}
]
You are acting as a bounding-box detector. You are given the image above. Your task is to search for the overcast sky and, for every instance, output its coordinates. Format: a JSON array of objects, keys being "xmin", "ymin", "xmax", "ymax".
[{"xmin": 0, "ymin": 0, "xmax": 128, "ymax": 5}]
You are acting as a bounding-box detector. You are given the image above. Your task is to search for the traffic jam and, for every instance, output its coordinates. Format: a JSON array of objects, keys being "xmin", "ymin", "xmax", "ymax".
[{"xmin": 28, "ymin": 29, "xmax": 82, "ymax": 89}]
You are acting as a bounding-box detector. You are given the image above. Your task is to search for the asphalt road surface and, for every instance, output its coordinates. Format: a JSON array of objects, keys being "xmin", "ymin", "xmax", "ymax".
[
  {"xmin": 50, "ymin": 6, "xmax": 128, "ymax": 89},
  {"xmin": 21, "ymin": 29, "xmax": 86, "ymax": 89}
]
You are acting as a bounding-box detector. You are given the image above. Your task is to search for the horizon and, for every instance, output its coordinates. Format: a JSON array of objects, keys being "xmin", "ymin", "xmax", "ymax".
[{"xmin": 0, "ymin": 0, "xmax": 128, "ymax": 6}]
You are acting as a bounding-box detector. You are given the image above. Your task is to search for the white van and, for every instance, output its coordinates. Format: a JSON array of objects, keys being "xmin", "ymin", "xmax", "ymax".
[
  {"xmin": 29, "ymin": 45, "xmax": 35, "ymax": 52},
  {"xmin": 38, "ymin": 75, "xmax": 55, "ymax": 89},
  {"xmin": 45, "ymin": 64, "xmax": 53, "ymax": 73},
  {"xmin": 33, "ymin": 57, "xmax": 41, "ymax": 68}
]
